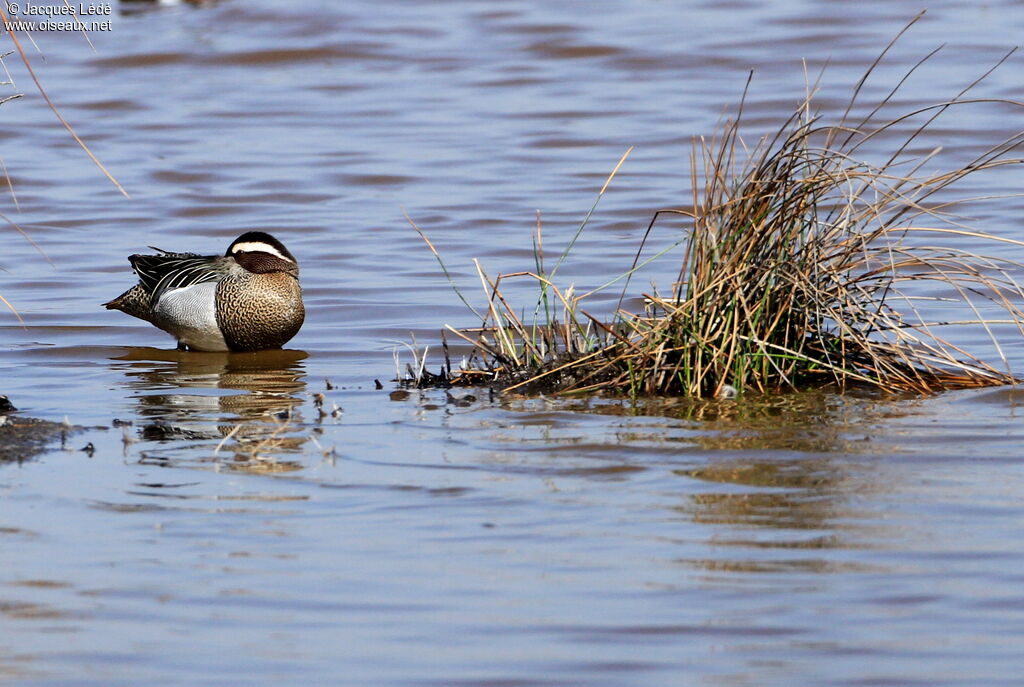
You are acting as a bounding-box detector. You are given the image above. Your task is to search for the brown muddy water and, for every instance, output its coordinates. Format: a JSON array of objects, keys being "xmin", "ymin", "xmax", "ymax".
[{"xmin": 2, "ymin": 1, "xmax": 1024, "ymax": 685}]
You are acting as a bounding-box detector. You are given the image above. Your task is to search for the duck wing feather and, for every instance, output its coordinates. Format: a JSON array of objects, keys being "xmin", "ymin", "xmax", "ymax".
[{"xmin": 129, "ymin": 252, "xmax": 227, "ymax": 306}]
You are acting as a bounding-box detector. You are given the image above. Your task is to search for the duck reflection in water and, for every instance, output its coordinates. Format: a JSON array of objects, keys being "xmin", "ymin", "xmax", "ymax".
[{"xmin": 110, "ymin": 347, "xmax": 312, "ymax": 471}]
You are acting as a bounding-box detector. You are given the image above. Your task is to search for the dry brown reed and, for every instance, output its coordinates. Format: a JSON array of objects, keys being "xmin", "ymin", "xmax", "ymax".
[
  {"xmin": 0, "ymin": 9, "xmax": 128, "ymax": 197},
  {"xmin": 0, "ymin": 23, "xmax": 127, "ymax": 326},
  {"xmin": 411, "ymin": 22, "xmax": 1024, "ymax": 398}
]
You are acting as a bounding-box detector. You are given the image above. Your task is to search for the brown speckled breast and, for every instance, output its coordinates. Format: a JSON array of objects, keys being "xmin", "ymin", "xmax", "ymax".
[{"xmin": 215, "ymin": 272, "xmax": 304, "ymax": 351}]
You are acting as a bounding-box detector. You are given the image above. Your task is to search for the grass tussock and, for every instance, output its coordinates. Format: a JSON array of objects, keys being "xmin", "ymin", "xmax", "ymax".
[{"xmin": 409, "ymin": 24, "xmax": 1024, "ymax": 398}]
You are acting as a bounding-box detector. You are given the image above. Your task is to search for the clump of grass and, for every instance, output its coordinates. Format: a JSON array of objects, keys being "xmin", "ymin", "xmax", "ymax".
[{"xmin": 411, "ymin": 23, "xmax": 1024, "ymax": 398}]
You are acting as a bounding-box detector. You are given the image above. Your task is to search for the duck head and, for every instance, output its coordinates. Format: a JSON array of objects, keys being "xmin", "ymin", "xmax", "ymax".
[{"xmin": 227, "ymin": 232, "xmax": 299, "ymax": 276}]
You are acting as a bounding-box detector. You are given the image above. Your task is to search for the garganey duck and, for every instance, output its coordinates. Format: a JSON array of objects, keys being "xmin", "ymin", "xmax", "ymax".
[{"xmin": 104, "ymin": 232, "xmax": 304, "ymax": 352}]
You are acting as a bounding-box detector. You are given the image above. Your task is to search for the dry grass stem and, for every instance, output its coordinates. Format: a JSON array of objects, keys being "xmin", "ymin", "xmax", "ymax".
[{"xmin": 405, "ymin": 27, "xmax": 1024, "ymax": 398}]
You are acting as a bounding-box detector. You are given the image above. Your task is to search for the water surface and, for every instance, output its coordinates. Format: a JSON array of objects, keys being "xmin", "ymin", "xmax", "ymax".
[{"xmin": 2, "ymin": 1, "xmax": 1024, "ymax": 685}]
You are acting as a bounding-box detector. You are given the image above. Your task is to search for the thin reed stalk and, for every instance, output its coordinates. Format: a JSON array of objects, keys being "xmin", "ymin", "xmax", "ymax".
[{"xmin": 409, "ymin": 26, "xmax": 1024, "ymax": 398}]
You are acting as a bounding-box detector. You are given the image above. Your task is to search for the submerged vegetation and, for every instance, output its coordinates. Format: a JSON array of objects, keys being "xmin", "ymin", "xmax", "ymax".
[{"xmin": 411, "ymin": 25, "xmax": 1024, "ymax": 398}]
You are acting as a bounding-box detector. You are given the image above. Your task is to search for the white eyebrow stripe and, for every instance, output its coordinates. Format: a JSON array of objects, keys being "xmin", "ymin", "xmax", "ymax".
[{"xmin": 231, "ymin": 241, "xmax": 292, "ymax": 261}]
